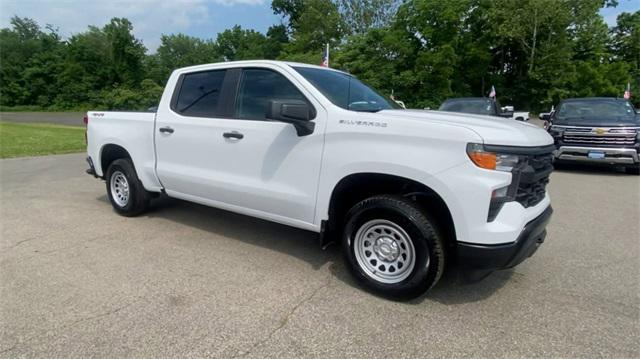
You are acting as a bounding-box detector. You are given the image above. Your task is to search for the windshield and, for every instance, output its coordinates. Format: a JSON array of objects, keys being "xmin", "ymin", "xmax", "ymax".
[
  {"xmin": 293, "ymin": 66, "xmax": 400, "ymax": 112},
  {"xmin": 439, "ymin": 99, "xmax": 495, "ymax": 115},
  {"xmin": 556, "ymin": 100, "xmax": 637, "ymax": 122}
]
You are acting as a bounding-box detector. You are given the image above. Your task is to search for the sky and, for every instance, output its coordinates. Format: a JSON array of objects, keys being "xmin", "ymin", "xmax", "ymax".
[{"xmin": 1, "ymin": 0, "xmax": 639, "ymax": 53}]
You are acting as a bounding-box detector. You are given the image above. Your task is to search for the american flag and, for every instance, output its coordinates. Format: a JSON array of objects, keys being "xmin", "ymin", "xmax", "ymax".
[
  {"xmin": 321, "ymin": 44, "xmax": 329, "ymax": 67},
  {"xmin": 488, "ymin": 85, "xmax": 496, "ymax": 98},
  {"xmin": 623, "ymin": 82, "xmax": 631, "ymax": 100}
]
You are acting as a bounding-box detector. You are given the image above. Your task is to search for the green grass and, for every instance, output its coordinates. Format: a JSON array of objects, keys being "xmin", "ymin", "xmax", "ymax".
[{"xmin": 0, "ymin": 121, "xmax": 85, "ymax": 158}]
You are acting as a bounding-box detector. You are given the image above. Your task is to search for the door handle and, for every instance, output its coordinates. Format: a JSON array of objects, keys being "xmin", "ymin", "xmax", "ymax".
[
  {"xmin": 223, "ymin": 131, "xmax": 244, "ymax": 140},
  {"xmin": 159, "ymin": 126, "xmax": 174, "ymax": 134}
]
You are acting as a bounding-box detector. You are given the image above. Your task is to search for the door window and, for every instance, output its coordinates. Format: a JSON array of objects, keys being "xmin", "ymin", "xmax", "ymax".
[
  {"xmin": 235, "ymin": 69, "xmax": 307, "ymax": 121},
  {"xmin": 173, "ymin": 70, "xmax": 226, "ymax": 117}
]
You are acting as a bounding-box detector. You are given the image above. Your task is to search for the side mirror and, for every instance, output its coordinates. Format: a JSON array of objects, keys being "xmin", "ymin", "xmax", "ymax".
[
  {"xmin": 540, "ymin": 113, "xmax": 551, "ymax": 121},
  {"xmin": 266, "ymin": 100, "xmax": 316, "ymax": 136}
]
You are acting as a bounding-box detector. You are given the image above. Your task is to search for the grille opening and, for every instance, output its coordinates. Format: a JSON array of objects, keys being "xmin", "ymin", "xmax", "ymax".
[{"xmin": 515, "ymin": 152, "xmax": 553, "ymax": 208}]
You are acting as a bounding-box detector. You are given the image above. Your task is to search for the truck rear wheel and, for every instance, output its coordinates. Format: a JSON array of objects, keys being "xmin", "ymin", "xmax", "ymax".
[
  {"xmin": 105, "ymin": 158, "xmax": 150, "ymax": 216},
  {"xmin": 342, "ymin": 195, "xmax": 445, "ymax": 300}
]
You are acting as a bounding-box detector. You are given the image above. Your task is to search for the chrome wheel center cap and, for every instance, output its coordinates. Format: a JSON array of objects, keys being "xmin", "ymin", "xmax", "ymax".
[{"xmin": 373, "ymin": 237, "xmax": 399, "ymax": 262}]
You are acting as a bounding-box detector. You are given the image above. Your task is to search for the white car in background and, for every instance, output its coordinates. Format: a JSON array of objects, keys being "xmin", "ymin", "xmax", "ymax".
[{"xmin": 503, "ymin": 106, "xmax": 529, "ymax": 122}]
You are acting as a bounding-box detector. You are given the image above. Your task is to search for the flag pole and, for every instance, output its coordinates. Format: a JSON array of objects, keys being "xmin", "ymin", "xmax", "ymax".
[{"xmin": 326, "ymin": 43, "xmax": 330, "ymax": 68}]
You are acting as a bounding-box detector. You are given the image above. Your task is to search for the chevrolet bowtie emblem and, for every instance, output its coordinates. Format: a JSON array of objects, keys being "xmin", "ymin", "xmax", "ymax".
[{"xmin": 594, "ymin": 128, "xmax": 606, "ymax": 135}]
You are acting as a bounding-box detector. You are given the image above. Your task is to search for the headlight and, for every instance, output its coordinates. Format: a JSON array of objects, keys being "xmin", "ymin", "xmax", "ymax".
[{"xmin": 466, "ymin": 143, "xmax": 521, "ymax": 172}]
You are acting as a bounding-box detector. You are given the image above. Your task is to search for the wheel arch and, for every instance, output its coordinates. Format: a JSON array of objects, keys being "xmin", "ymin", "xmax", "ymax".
[
  {"xmin": 99, "ymin": 144, "xmax": 132, "ymax": 177},
  {"xmin": 323, "ymin": 172, "xmax": 456, "ymax": 249}
]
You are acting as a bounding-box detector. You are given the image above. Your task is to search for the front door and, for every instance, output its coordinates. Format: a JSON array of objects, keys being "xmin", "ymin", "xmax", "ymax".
[{"xmin": 155, "ymin": 65, "xmax": 325, "ymax": 226}]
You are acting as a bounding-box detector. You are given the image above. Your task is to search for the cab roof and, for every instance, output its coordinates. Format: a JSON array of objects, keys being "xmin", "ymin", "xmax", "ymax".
[{"xmin": 176, "ymin": 59, "xmax": 350, "ymax": 75}]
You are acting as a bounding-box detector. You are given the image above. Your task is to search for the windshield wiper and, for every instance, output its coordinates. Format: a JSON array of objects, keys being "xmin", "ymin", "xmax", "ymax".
[{"xmin": 180, "ymin": 89, "xmax": 218, "ymax": 113}]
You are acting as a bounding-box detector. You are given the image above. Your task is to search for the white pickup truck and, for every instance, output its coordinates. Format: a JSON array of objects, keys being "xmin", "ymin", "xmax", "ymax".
[{"xmin": 86, "ymin": 60, "xmax": 554, "ymax": 299}]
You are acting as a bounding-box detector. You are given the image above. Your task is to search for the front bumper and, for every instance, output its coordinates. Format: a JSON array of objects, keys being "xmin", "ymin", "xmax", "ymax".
[
  {"xmin": 554, "ymin": 146, "xmax": 639, "ymax": 165},
  {"xmin": 457, "ymin": 206, "xmax": 553, "ymax": 271}
]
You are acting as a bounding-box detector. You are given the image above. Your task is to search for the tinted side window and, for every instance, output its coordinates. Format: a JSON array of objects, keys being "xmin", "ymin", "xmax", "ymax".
[
  {"xmin": 235, "ymin": 69, "xmax": 307, "ymax": 121},
  {"xmin": 174, "ymin": 70, "xmax": 226, "ymax": 117}
]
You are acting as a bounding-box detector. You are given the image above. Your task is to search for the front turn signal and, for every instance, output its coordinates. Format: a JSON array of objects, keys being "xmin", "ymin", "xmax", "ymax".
[{"xmin": 467, "ymin": 144, "xmax": 497, "ymax": 170}]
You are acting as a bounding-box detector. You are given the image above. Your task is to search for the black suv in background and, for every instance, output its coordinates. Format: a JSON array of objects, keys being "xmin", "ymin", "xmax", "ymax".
[
  {"xmin": 439, "ymin": 97, "xmax": 514, "ymax": 118},
  {"xmin": 542, "ymin": 97, "xmax": 639, "ymax": 174}
]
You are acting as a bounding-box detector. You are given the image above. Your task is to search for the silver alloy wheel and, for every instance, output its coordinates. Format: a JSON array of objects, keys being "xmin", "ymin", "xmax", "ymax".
[
  {"xmin": 353, "ymin": 219, "xmax": 419, "ymax": 284},
  {"xmin": 110, "ymin": 171, "xmax": 130, "ymax": 207}
]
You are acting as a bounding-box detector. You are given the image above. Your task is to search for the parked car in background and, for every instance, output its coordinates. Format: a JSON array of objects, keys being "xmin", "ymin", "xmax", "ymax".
[
  {"xmin": 503, "ymin": 106, "xmax": 529, "ymax": 122},
  {"xmin": 85, "ymin": 60, "xmax": 555, "ymax": 299},
  {"xmin": 514, "ymin": 112, "xmax": 529, "ymax": 121},
  {"xmin": 543, "ymin": 97, "xmax": 639, "ymax": 174},
  {"xmin": 439, "ymin": 97, "xmax": 516, "ymax": 119}
]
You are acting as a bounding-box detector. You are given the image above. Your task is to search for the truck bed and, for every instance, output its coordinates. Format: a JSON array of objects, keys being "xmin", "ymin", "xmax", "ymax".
[{"xmin": 86, "ymin": 111, "xmax": 162, "ymax": 192}]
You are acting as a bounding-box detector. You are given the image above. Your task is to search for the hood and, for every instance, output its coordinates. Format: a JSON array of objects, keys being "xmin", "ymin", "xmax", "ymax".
[
  {"xmin": 552, "ymin": 116, "xmax": 640, "ymax": 128},
  {"xmin": 378, "ymin": 109, "xmax": 553, "ymax": 147}
]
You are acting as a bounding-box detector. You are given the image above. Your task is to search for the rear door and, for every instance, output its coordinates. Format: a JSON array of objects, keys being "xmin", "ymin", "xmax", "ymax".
[
  {"xmin": 155, "ymin": 65, "xmax": 326, "ymax": 227},
  {"xmin": 154, "ymin": 67, "xmax": 234, "ymax": 197}
]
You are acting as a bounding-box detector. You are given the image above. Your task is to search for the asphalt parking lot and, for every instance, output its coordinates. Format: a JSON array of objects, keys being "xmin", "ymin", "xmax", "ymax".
[{"xmin": 0, "ymin": 153, "xmax": 638, "ymax": 358}]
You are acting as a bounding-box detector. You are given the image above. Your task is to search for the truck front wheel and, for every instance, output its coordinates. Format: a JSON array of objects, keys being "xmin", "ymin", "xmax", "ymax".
[
  {"xmin": 342, "ymin": 195, "xmax": 445, "ymax": 300},
  {"xmin": 105, "ymin": 158, "xmax": 150, "ymax": 216}
]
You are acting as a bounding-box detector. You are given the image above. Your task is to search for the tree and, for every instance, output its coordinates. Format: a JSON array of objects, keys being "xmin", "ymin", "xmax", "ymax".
[
  {"xmin": 334, "ymin": 28, "xmax": 406, "ymax": 100},
  {"xmin": 1, "ymin": 2, "xmax": 637, "ymax": 111},
  {"xmin": 56, "ymin": 26, "xmax": 113, "ymax": 108},
  {"xmin": 103, "ymin": 18, "xmax": 146, "ymax": 87},
  {"xmin": 490, "ymin": 0, "xmax": 572, "ymax": 75},
  {"xmin": 337, "ymin": 0, "xmax": 400, "ymax": 35},
  {"xmin": 0, "ymin": 17, "xmax": 65, "ymax": 107},
  {"xmin": 214, "ymin": 25, "xmax": 271, "ymax": 61},
  {"xmin": 382, "ymin": 0, "xmax": 480, "ymax": 107},
  {"xmin": 277, "ymin": 0, "xmax": 346, "ymax": 63},
  {"xmin": 265, "ymin": 24, "xmax": 289, "ymax": 59},
  {"xmin": 149, "ymin": 34, "xmax": 217, "ymax": 84},
  {"xmin": 611, "ymin": 10, "xmax": 640, "ymax": 98},
  {"xmin": 53, "ymin": 18, "xmax": 148, "ymax": 109},
  {"xmin": 272, "ymin": 0, "xmax": 306, "ymax": 32}
]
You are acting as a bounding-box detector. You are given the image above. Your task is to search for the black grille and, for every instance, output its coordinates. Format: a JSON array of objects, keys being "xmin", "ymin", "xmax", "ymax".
[
  {"xmin": 514, "ymin": 152, "xmax": 553, "ymax": 208},
  {"xmin": 515, "ymin": 176, "xmax": 549, "ymax": 207}
]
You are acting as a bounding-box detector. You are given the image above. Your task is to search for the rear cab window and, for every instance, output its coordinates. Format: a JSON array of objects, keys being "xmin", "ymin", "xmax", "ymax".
[{"xmin": 171, "ymin": 70, "xmax": 227, "ymax": 117}]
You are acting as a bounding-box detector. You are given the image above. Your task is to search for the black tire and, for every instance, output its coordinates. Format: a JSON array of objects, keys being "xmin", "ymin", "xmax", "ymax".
[
  {"xmin": 625, "ymin": 166, "xmax": 640, "ymax": 175},
  {"xmin": 105, "ymin": 158, "xmax": 150, "ymax": 216},
  {"xmin": 342, "ymin": 195, "xmax": 445, "ymax": 300}
]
